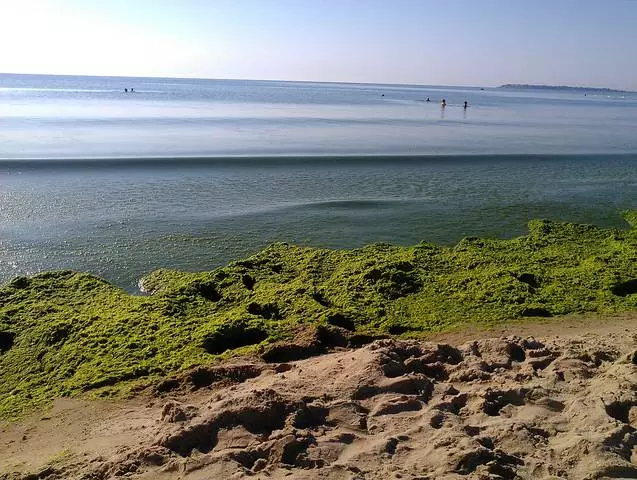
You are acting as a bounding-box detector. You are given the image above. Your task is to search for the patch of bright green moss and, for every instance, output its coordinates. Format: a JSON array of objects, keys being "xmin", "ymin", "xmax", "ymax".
[{"xmin": 1, "ymin": 212, "xmax": 636, "ymax": 418}]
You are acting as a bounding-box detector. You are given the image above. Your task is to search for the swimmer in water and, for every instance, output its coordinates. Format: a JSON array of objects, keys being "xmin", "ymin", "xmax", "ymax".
[{"xmin": 426, "ymin": 97, "xmax": 430, "ymax": 102}]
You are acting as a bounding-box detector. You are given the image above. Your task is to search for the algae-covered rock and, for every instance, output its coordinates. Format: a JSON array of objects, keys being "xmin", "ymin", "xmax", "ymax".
[{"xmin": 0, "ymin": 212, "xmax": 636, "ymax": 418}]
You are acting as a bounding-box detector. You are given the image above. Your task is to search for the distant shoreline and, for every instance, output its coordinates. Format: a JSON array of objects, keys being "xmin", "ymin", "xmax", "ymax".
[{"xmin": 498, "ymin": 83, "xmax": 633, "ymax": 94}]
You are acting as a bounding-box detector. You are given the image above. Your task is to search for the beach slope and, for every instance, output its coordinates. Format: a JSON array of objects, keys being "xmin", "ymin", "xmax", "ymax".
[{"xmin": 1, "ymin": 313, "xmax": 637, "ymax": 479}]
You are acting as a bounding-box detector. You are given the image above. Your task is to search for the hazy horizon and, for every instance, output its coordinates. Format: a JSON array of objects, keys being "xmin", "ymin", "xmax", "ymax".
[{"xmin": 2, "ymin": 1, "xmax": 636, "ymax": 91}]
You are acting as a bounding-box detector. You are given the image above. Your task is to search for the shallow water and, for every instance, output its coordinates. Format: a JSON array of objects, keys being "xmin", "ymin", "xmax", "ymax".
[
  {"xmin": 1, "ymin": 154, "xmax": 635, "ymax": 291},
  {"xmin": 2, "ymin": 74, "xmax": 637, "ymax": 158},
  {"xmin": 1, "ymin": 75, "xmax": 636, "ymax": 290}
]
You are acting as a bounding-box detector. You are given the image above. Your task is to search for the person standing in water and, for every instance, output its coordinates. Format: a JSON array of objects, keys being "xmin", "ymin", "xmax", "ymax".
[
  {"xmin": 441, "ymin": 98, "xmax": 446, "ymax": 107},
  {"xmin": 464, "ymin": 101, "xmax": 468, "ymax": 109}
]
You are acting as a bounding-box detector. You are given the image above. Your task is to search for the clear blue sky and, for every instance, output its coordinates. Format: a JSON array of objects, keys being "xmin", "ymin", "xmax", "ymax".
[{"xmin": 2, "ymin": 0, "xmax": 636, "ymax": 89}]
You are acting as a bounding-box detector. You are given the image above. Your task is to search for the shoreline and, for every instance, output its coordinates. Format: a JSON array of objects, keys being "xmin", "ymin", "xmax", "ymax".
[
  {"xmin": 1, "ymin": 211, "xmax": 636, "ymax": 477},
  {"xmin": 1, "ymin": 211, "xmax": 636, "ymax": 419}
]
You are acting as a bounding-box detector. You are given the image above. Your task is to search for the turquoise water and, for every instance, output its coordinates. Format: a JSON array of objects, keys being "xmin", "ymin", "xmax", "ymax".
[{"xmin": 1, "ymin": 74, "xmax": 636, "ymax": 290}]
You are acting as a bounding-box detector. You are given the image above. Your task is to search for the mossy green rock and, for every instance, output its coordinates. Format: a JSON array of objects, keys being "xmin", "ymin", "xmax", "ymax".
[{"xmin": 1, "ymin": 212, "xmax": 637, "ymax": 418}]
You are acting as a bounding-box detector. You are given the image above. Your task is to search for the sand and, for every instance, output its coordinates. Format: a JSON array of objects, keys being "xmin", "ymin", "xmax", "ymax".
[{"xmin": 2, "ymin": 313, "xmax": 637, "ymax": 480}]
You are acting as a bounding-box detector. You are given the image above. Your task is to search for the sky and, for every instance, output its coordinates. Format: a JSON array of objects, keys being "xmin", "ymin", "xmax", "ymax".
[{"xmin": 1, "ymin": 0, "xmax": 636, "ymax": 90}]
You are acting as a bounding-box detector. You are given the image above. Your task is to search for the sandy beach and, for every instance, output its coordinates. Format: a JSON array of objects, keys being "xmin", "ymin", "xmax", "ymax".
[{"xmin": 2, "ymin": 312, "xmax": 636, "ymax": 480}]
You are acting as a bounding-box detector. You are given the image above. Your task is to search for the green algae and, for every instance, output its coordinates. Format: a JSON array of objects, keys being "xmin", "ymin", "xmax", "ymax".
[{"xmin": 1, "ymin": 212, "xmax": 636, "ymax": 418}]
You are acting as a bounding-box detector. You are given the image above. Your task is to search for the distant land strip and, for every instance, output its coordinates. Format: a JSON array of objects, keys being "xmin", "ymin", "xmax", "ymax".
[{"xmin": 497, "ymin": 84, "xmax": 633, "ymax": 94}]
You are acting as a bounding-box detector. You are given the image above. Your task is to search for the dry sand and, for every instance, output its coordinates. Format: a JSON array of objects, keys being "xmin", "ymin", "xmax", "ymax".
[{"xmin": 2, "ymin": 313, "xmax": 637, "ymax": 480}]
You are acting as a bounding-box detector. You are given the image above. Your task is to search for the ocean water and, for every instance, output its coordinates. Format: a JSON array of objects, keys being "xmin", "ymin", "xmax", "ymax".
[{"xmin": 1, "ymin": 74, "xmax": 636, "ymax": 290}]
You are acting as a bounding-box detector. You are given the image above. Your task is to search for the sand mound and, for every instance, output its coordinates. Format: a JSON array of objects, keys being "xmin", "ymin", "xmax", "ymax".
[{"xmin": 2, "ymin": 315, "xmax": 637, "ymax": 479}]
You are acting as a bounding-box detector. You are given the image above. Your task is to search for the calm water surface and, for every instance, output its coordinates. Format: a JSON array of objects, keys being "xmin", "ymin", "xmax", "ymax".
[{"xmin": 1, "ymin": 74, "xmax": 636, "ymax": 290}]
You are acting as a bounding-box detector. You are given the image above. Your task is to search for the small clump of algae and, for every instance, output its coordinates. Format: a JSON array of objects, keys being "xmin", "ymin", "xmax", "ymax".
[{"xmin": 1, "ymin": 211, "xmax": 636, "ymax": 418}]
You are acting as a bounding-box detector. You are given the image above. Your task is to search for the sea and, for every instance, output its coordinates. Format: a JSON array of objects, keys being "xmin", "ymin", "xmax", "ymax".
[{"xmin": 1, "ymin": 73, "xmax": 636, "ymax": 291}]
